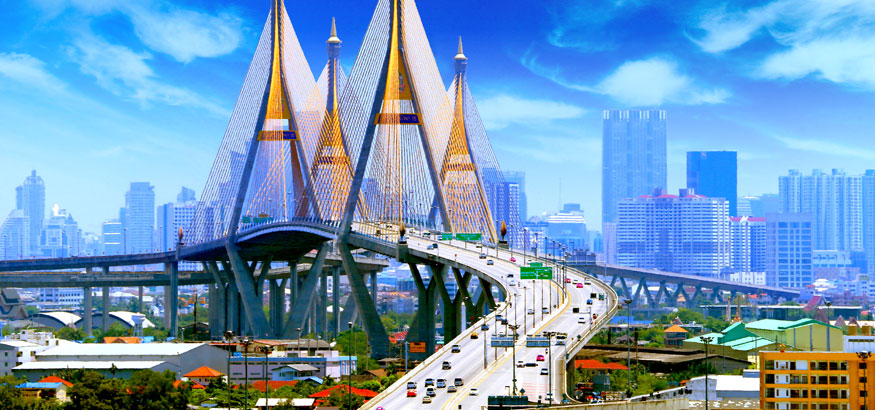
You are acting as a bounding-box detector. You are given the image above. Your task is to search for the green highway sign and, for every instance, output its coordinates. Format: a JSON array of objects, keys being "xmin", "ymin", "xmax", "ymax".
[
  {"xmin": 529, "ymin": 262, "xmax": 543, "ymax": 267},
  {"xmin": 439, "ymin": 233, "xmax": 453, "ymax": 241},
  {"xmin": 455, "ymin": 233, "xmax": 482, "ymax": 241},
  {"xmin": 520, "ymin": 266, "xmax": 553, "ymax": 280}
]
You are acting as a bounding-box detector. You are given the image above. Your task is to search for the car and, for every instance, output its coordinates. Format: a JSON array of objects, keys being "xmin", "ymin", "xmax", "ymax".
[
  {"xmin": 470, "ymin": 332, "xmax": 478, "ymax": 339},
  {"xmin": 508, "ymin": 279, "xmax": 517, "ymax": 286},
  {"xmin": 525, "ymin": 362, "xmax": 537, "ymax": 367},
  {"xmin": 487, "ymin": 260, "xmax": 494, "ymax": 265},
  {"xmin": 556, "ymin": 339, "xmax": 566, "ymax": 346},
  {"xmin": 454, "ymin": 377, "xmax": 464, "ymax": 386},
  {"xmin": 437, "ymin": 379, "xmax": 446, "ymax": 388},
  {"xmin": 506, "ymin": 273, "xmax": 514, "ymax": 278},
  {"xmin": 427, "ymin": 243, "xmax": 438, "ymax": 250},
  {"xmin": 565, "ymin": 278, "xmax": 572, "ymax": 283},
  {"xmin": 599, "ymin": 294, "xmax": 605, "ymax": 301},
  {"xmin": 479, "ymin": 253, "xmax": 487, "ymax": 259},
  {"xmin": 542, "ymin": 307, "xmax": 549, "ymax": 314},
  {"xmin": 469, "ymin": 388, "xmax": 479, "ymax": 396},
  {"xmin": 593, "ymin": 313, "xmax": 598, "ymax": 320},
  {"xmin": 407, "ymin": 381, "xmax": 416, "ymax": 389},
  {"xmin": 546, "ymin": 393, "xmax": 554, "ymax": 402},
  {"xmin": 517, "ymin": 361, "xmax": 525, "ymax": 368},
  {"xmin": 527, "ymin": 308, "xmax": 534, "ymax": 315},
  {"xmin": 476, "ymin": 244, "xmax": 483, "ymax": 248},
  {"xmin": 426, "ymin": 387, "xmax": 436, "ymax": 397},
  {"xmin": 501, "ymin": 318, "xmax": 508, "ymax": 325},
  {"xmin": 584, "ymin": 279, "xmax": 591, "ymax": 285},
  {"xmin": 451, "ymin": 344, "xmax": 461, "ymax": 353},
  {"xmin": 442, "ymin": 361, "xmax": 452, "ymax": 370},
  {"xmin": 407, "ymin": 389, "xmax": 417, "ymax": 397},
  {"xmin": 422, "ymin": 396, "xmax": 433, "ymax": 404},
  {"xmin": 540, "ymin": 368, "xmax": 549, "ymax": 375},
  {"xmin": 536, "ymin": 354, "xmax": 545, "ymax": 361},
  {"xmin": 496, "ymin": 314, "xmax": 504, "ymax": 320},
  {"xmin": 556, "ymin": 333, "xmax": 567, "ymax": 339},
  {"xmin": 425, "ymin": 378, "xmax": 434, "ymax": 387},
  {"xmin": 587, "ymin": 299, "xmax": 593, "ymax": 305},
  {"xmin": 578, "ymin": 317, "xmax": 587, "ymax": 324},
  {"xmin": 510, "ymin": 256, "xmax": 516, "ymax": 262},
  {"xmin": 447, "ymin": 385, "xmax": 457, "ymax": 393},
  {"xmin": 576, "ymin": 283, "xmax": 584, "ymax": 288},
  {"xmin": 481, "ymin": 324, "xmax": 490, "ymax": 331}
]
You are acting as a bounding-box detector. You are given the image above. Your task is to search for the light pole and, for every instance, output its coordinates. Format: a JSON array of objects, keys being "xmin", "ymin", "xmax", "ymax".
[
  {"xmin": 347, "ymin": 321, "xmax": 354, "ymax": 410},
  {"xmin": 522, "ymin": 286, "xmax": 528, "ymax": 335},
  {"xmin": 509, "ymin": 324, "xmax": 520, "ymax": 395},
  {"xmin": 545, "ymin": 331, "xmax": 554, "ymax": 405},
  {"xmin": 523, "ymin": 228, "xmax": 529, "ymax": 265},
  {"xmin": 624, "ymin": 298, "xmax": 632, "ymax": 397},
  {"xmin": 242, "ymin": 337, "xmax": 253, "ymax": 410},
  {"xmin": 259, "ymin": 345, "xmax": 272, "ymax": 408},
  {"xmin": 223, "ymin": 330, "xmax": 234, "ymax": 408},
  {"xmin": 701, "ymin": 336, "xmax": 713, "ymax": 410}
]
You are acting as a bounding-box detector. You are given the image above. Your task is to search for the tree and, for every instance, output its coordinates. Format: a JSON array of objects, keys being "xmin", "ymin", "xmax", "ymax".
[
  {"xmin": 125, "ymin": 369, "xmax": 189, "ymax": 410},
  {"xmin": 54, "ymin": 326, "xmax": 85, "ymax": 341},
  {"xmin": 327, "ymin": 389, "xmax": 365, "ymax": 410},
  {"xmin": 66, "ymin": 371, "xmax": 127, "ymax": 410}
]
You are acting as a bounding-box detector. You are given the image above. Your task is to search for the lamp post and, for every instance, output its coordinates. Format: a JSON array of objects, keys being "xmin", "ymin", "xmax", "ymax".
[
  {"xmin": 223, "ymin": 330, "xmax": 234, "ymax": 408},
  {"xmin": 509, "ymin": 324, "xmax": 520, "ymax": 396},
  {"xmin": 258, "ymin": 345, "xmax": 272, "ymax": 408},
  {"xmin": 624, "ymin": 298, "xmax": 632, "ymax": 397},
  {"xmin": 242, "ymin": 337, "xmax": 253, "ymax": 410},
  {"xmin": 701, "ymin": 336, "xmax": 714, "ymax": 410},
  {"xmin": 347, "ymin": 321, "xmax": 353, "ymax": 410},
  {"xmin": 544, "ymin": 331, "xmax": 555, "ymax": 405},
  {"xmin": 523, "ymin": 228, "xmax": 529, "ymax": 264}
]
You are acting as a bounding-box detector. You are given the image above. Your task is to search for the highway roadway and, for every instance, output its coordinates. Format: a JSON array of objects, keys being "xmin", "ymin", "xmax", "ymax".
[{"xmin": 362, "ymin": 232, "xmax": 617, "ymax": 410}]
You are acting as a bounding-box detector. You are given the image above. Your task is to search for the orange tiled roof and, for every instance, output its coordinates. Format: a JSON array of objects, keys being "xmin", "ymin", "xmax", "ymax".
[
  {"xmin": 174, "ymin": 380, "xmax": 206, "ymax": 389},
  {"xmin": 574, "ymin": 359, "xmax": 628, "ymax": 370},
  {"xmin": 664, "ymin": 325, "xmax": 689, "ymax": 333},
  {"xmin": 310, "ymin": 384, "xmax": 379, "ymax": 398},
  {"xmin": 184, "ymin": 366, "xmax": 225, "ymax": 378},
  {"xmin": 251, "ymin": 380, "xmax": 299, "ymax": 392},
  {"xmin": 103, "ymin": 336, "xmax": 141, "ymax": 344},
  {"xmin": 38, "ymin": 376, "xmax": 72, "ymax": 387}
]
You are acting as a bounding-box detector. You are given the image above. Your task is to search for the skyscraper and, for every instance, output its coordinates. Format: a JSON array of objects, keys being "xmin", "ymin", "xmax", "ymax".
[
  {"xmin": 602, "ymin": 109, "xmax": 667, "ymax": 225},
  {"xmin": 687, "ymin": 151, "xmax": 738, "ymax": 216},
  {"xmin": 124, "ymin": 182, "xmax": 155, "ymax": 254},
  {"xmin": 0, "ymin": 210, "xmax": 29, "ymax": 260},
  {"xmin": 504, "ymin": 171, "xmax": 527, "ymax": 222},
  {"xmin": 101, "ymin": 220, "xmax": 123, "ymax": 255},
  {"xmin": 616, "ymin": 188, "xmax": 730, "ymax": 277},
  {"xmin": 730, "ymin": 216, "xmax": 766, "ymax": 274},
  {"xmin": 157, "ymin": 187, "xmax": 198, "ymax": 252},
  {"xmin": 864, "ymin": 170, "xmax": 875, "ymax": 273},
  {"xmin": 766, "ymin": 213, "xmax": 814, "ymax": 288},
  {"xmin": 177, "ymin": 187, "xmax": 196, "ymax": 203},
  {"xmin": 779, "ymin": 169, "xmax": 863, "ymax": 252},
  {"xmin": 16, "ymin": 170, "xmax": 44, "ymax": 254},
  {"xmin": 38, "ymin": 205, "xmax": 81, "ymax": 258}
]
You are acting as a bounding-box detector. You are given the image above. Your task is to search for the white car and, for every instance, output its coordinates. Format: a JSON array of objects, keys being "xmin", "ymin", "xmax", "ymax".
[
  {"xmin": 509, "ymin": 279, "xmax": 517, "ymax": 286},
  {"xmin": 469, "ymin": 388, "xmax": 479, "ymax": 396}
]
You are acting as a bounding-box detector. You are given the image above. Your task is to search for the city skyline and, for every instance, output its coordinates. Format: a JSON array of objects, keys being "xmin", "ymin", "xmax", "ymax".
[{"xmin": 2, "ymin": 1, "xmax": 875, "ymax": 232}]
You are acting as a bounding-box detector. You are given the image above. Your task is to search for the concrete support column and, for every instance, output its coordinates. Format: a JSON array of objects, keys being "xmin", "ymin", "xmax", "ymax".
[
  {"xmin": 409, "ymin": 263, "xmax": 436, "ymax": 359},
  {"xmin": 208, "ymin": 282, "xmax": 224, "ymax": 340},
  {"xmin": 269, "ymin": 279, "xmax": 282, "ymax": 337},
  {"xmin": 83, "ymin": 286, "xmax": 92, "ymax": 336},
  {"xmin": 370, "ymin": 270, "xmax": 378, "ymax": 309},
  {"xmin": 337, "ymin": 242, "xmax": 389, "ymax": 358},
  {"xmin": 225, "ymin": 245, "xmax": 271, "ymax": 337},
  {"xmin": 318, "ymin": 268, "xmax": 328, "ymax": 337},
  {"xmin": 333, "ymin": 267, "xmax": 340, "ymax": 337},
  {"xmin": 101, "ymin": 286, "xmax": 109, "ymax": 333},
  {"xmin": 168, "ymin": 261, "xmax": 179, "ymax": 338},
  {"xmin": 282, "ymin": 245, "xmax": 328, "ymax": 338}
]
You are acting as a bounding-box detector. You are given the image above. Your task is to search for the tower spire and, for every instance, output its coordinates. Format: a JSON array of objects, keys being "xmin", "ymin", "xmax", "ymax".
[
  {"xmin": 454, "ymin": 36, "xmax": 468, "ymax": 74},
  {"xmin": 327, "ymin": 17, "xmax": 341, "ymax": 44},
  {"xmin": 454, "ymin": 36, "xmax": 466, "ymax": 60}
]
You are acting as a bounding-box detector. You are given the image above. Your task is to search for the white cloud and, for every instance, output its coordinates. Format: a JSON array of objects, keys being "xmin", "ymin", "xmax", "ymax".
[
  {"xmin": 773, "ymin": 135, "xmax": 875, "ymax": 160},
  {"xmin": 691, "ymin": 0, "xmax": 875, "ymax": 89},
  {"xmin": 476, "ymin": 94, "xmax": 586, "ymax": 130},
  {"xmin": 521, "ymin": 53, "xmax": 729, "ymax": 106},
  {"xmin": 0, "ymin": 53, "xmax": 66, "ymax": 93},
  {"xmin": 70, "ymin": 35, "xmax": 228, "ymax": 116},
  {"xmin": 32, "ymin": 0, "xmax": 244, "ymax": 62}
]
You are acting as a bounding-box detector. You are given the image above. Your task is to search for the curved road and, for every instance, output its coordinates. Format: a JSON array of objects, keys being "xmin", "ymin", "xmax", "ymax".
[{"xmin": 362, "ymin": 233, "xmax": 617, "ymax": 409}]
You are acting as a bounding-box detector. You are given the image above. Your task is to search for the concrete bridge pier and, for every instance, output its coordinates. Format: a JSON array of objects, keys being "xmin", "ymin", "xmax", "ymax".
[
  {"xmin": 317, "ymin": 268, "xmax": 328, "ymax": 337},
  {"xmin": 452, "ymin": 268, "xmax": 477, "ymax": 328},
  {"xmin": 225, "ymin": 245, "xmax": 271, "ymax": 337},
  {"xmin": 332, "ymin": 267, "xmax": 340, "ymax": 337},
  {"xmin": 205, "ymin": 261, "xmax": 227, "ymax": 340},
  {"xmin": 337, "ymin": 242, "xmax": 389, "ymax": 358},
  {"xmin": 408, "ymin": 263, "xmax": 436, "ymax": 359},
  {"xmin": 101, "ymin": 285, "xmax": 109, "ymax": 333},
  {"xmin": 83, "ymin": 285, "xmax": 92, "ymax": 336},
  {"xmin": 165, "ymin": 261, "xmax": 179, "ymax": 338},
  {"xmin": 430, "ymin": 264, "xmax": 459, "ymax": 341},
  {"xmin": 283, "ymin": 245, "xmax": 328, "ymax": 339}
]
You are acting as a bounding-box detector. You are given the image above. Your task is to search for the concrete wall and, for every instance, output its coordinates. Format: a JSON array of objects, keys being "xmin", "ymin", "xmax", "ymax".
[{"xmin": 526, "ymin": 398, "xmax": 689, "ymax": 410}]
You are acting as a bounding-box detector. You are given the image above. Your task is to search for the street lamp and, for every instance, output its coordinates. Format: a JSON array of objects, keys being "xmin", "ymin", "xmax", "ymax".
[
  {"xmin": 241, "ymin": 337, "xmax": 254, "ymax": 410},
  {"xmin": 258, "ymin": 345, "xmax": 272, "ymax": 408},
  {"xmin": 624, "ymin": 298, "xmax": 633, "ymax": 397},
  {"xmin": 223, "ymin": 330, "xmax": 234, "ymax": 408},
  {"xmin": 701, "ymin": 336, "xmax": 714, "ymax": 410},
  {"xmin": 509, "ymin": 324, "xmax": 520, "ymax": 396},
  {"xmin": 544, "ymin": 331, "xmax": 555, "ymax": 405},
  {"xmin": 347, "ymin": 321, "xmax": 354, "ymax": 410}
]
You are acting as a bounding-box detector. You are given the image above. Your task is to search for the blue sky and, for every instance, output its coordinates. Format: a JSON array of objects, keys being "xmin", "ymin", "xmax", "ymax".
[{"xmin": 1, "ymin": 0, "xmax": 874, "ymax": 233}]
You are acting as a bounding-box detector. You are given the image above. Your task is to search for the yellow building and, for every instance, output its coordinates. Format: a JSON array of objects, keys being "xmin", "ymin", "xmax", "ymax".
[
  {"xmin": 760, "ymin": 351, "xmax": 874, "ymax": 410},
  {"xmin": 747, "ymin": 319, "xmax": 843, "ymax": 352}
]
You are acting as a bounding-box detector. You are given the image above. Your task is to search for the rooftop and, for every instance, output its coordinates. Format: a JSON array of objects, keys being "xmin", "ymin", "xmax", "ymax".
[
  {"xmin": 14, "ymin": 361, "xmax": 166, "ymax": 370},
  {"xmin": 184, "ymin": 366, "xmax": 224, "ymax": 378},
  {"xmin": 37, "ymin": 342, "xmax": 206, "ymax": 357}
]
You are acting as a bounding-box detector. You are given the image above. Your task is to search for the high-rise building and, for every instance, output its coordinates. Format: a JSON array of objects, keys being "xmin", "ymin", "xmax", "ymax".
[
  {"xmin": 101, "ymin": 220, "xmax": 123, "ymax": 256},
  {"xmin": 177, "ymin": 187, "xmax": 196, "ymax": 203},
  {"xmin": 602, "ymin": 222, "xmax": 617, "ymax": 264},
  {"xmin": 504, "ymin": 171, "xmax": 527, "ymax": 222},
  {"xmin": 730, "ymin": 216, "xmax": 766, "ymax": 274},
  {"xmin": 15, "ymin": 170, "xmax": 45, "ymax": 254},
  {"xmin": 766, "ymin": 213, "xmax": 813, "ymax": 288},
  {"xmin": 124, "ymin": 182, "xmax": 155, "ymax": 254},
  {"xmin": 687, "ymin": 151, "xmax": 737, "ymax": 216},
  {"xmin": 157, "ymin": 196, "xmax": 198, "ymax": 251},
  {"xmin": 616, "ymin": 188, "xmax": 730, "ymax": 277},
  {"xmin": 0, "ymin": 210, "xmax": 29, "ymax": 260},
  {"xmin": 37, "ymin": 204, "xmax": 81, "ymax": 258},
  {"xmin": 779, "ymin": 169, "xmax": 862, "ymax": 252},
  {"xmin": 546, "ymin": 203, "xmax": 587, "ymax": 252},
  {"xmin": 864, "ymin": 170, "xmax": 875, "ymax": 273},
  {"xmin": 602, "ymin": 109, "xmax": 667, "ymax": 224}
]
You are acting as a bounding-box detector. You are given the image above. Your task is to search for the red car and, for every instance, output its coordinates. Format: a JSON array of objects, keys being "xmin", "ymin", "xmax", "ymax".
[
  {"xmin": 510, "ymin": 256, "xmax": 517, "ymax": 262},
  {"xmin": 536, "ymin": 354, "xmax": 545, "ymax": 361},
  {"xmin": 576, "ymin": 283, "xmax": 583, "ymax": 288},
  {"xmin": 565, "ymin": 278, "xmax": 572, "ymax": 283},
  {"xmin": 407, "ymin": 390, "xmax": 417, "ymax": 397}
]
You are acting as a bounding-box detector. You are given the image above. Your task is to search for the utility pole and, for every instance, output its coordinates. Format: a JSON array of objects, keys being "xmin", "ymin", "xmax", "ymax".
[{"xmin": 702, "ymin": 336, "xmax": 713, "ymax": 410}]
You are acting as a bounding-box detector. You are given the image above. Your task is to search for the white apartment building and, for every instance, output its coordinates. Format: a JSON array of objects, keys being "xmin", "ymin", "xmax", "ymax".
[{"xmin": 0, "ymin": 341, "xmax": 44, "ymax": 376}]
